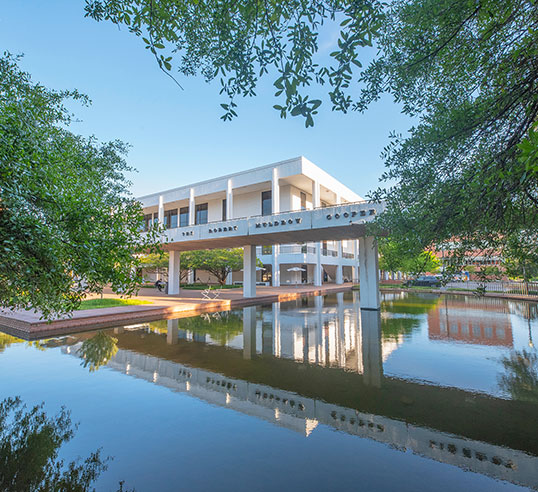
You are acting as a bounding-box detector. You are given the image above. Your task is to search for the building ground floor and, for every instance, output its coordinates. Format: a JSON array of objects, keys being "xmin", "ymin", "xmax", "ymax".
[{"xmin": 143, "ymin": 242, "xmax": 359, "ymax": 287}]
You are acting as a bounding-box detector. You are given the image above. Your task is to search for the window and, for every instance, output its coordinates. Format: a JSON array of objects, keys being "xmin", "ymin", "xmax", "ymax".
[
  {"xmin": 262, "ymin": 190, "xmax": 272, "ymax": 216},
  {"xmin": 300, "ymin": 192, "xmax": 307, "ymax": 210},
  {"xmin": 179, "ymin": 207, "xmax": 189, "ymax": 227},
  {"xmin": 222, "ymin": 199, "xmax": 227, "ymax": 221},
  {"xmin": 195, "ymin": 203, "xmax": 208, "ymax": 225},
  {"xmin": 143, "ymin": 213, "xmax": 153, "ymax": 231},
  {"xmin": 164, "ymin": 209, "xmax": 178, "ymax": 229}
]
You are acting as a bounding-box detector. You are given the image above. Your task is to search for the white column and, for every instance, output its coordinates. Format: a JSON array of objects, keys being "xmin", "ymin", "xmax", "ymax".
[
  {"xmin": 359, "ymin": 236, "xmax": 380, "ymax": 310},
  {"xmin": 272, "ymin": 167, "xmax": 280, "ymax": 214},
  {"xmin": 312, "ymin": 179, "xmax": 322, "ymax": 287},
  {"xmin": 314, "ymin": 246, "xmax": 322, "ymax": 287},
  {"xmin": 335, "ymin": 194, "xmax": 343, "ymax": 285},
  {"xmin": 189, "ymin": 188, "xmax": 195, "ymax": 226},
  {"xmin": 168, "ymin": 250, "xmax": 180, "ymax": 295},
  {"xmin": 312, "ymin": 179, "xmax": 320, "ymax": 208},
  {"xmin": 352, "ymin": 239, "xmax": 359, "ymax": 283},
  {"xmin": 225, "ymin": 272, "xmax": 233, "ymax": 285},
  {"xmin": 226, "ymin": 178, "xmax": 233, "ymax": 219},
  {"xmin": 243, "ymin": 245, "xmax": 257, "ymax": 298},
  {"xmin": 158, "ymin": 195, "xmax": 164, "ymax": 226},
  {"xmin": 272, "ymin": 168, "xmax": 281, "ymax": 287},
  {"xmin": 272, "ymin": 249, "xmax": 280, "ymax": 287}
]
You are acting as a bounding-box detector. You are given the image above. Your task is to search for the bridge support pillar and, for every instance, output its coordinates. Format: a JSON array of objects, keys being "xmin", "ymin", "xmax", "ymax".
[
  {"xmin": 168, "ymin": 250, "xmax": 180, "ymax": 295},
  {"xmin": 243, "ymin": 245, "xmax": 257, "ymax": 298},
  {"xmin": 314, "ymin": 243, "xmax": 323, "ymax": 287},
  {"xmin": 272, "ymin": 245, "xmax": 280, "ymax": 287},
  {"xmin": 336, "ymin": 264, "xmax": 344, "ymax": 285},
  {"xmin": 359, "ymin": 236, "xmax": 380, "ymax": 310}
]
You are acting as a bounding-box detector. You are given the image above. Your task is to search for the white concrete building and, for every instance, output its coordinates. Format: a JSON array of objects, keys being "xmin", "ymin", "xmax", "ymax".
[
  {"xmin": 139, "ymin": 156, "xmax": 363, "ymax": 284},
  {"xmin": 138, "ymin": 156, "xmax": 382, "ymax": 308}
]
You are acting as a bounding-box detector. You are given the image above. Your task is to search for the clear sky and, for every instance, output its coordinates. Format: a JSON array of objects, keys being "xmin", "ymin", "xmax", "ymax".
[{"xmin": 1, "ymin": 0, "xmax": 413, "ymax": 198}]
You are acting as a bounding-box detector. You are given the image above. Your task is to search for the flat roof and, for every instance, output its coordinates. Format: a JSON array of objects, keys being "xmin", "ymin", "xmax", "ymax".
[{"xmin": 137, "ymin": 156, "xmax": 361, "ymax": 202}]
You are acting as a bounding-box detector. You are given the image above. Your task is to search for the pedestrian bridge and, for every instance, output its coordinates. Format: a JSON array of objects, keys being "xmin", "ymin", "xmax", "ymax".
[{"xmin": 153, "ymin": 201, "xmax": 384, "ymax": 308}]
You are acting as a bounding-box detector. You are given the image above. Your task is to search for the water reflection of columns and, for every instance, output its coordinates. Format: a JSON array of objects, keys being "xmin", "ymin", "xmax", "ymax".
[
  {"xmin": 272, "ymin": 302, "xmax": 281, "ymax": 357},
  {"xmin": 243, "ymin": 306, "xmax": 257, "ymax": 359},
  {"xmin": 360, "ymin": 309, "xmax": 383, "ymax": 387},
  {"xmin": 315, "ymin": 296, "xmax": 324, "ymax": 365},
  {"xmin": 337, "ymin": 292, "xmax": 345, "ymax": 367},
  {"xmin": 167, "ymin": 319, "xmax": 179, "ymax": 345},
  {"xmin": 353, "ymin": 291, "xmax": 364, "ymax": 374}
]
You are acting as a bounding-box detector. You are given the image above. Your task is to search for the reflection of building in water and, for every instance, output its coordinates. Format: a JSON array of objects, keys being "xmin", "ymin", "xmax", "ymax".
[
  {"xmin": 428, "ymin": 298, "xmax": 513, "ymax": 347},
  {"xmin": 62, "ymin": 343, "xmax": 538, "ymax": 490},
  {"xmin": 167, "ymin": 292, "xmax": 391, "ymax": 377}
]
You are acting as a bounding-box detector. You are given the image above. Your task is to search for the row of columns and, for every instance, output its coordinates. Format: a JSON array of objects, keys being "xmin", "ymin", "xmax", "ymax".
[{"xmin": 168, "ymin": 238, "xmax": 378, "ymax": 309}]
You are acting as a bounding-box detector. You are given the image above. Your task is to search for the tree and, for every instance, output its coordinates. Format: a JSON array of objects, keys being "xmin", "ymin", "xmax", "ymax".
[
  {"xmin": 379, "ymin": 239, "xmax": 440, "ymax": 276},
  {"xmin": 362, "ymin": 0, "xmax": 538, "ymax": 265},
  {"xmin": 0, "ymin": 397, "xmax": 107, "ymax": 491},
  {"xmin": 182, "ymin": 248, "xmax": 248, "ymax": 285},
  {"xmin": 84, "ymin": 0, "xmax": 382, "ymax": 127},
  {"xmin": 85, "ymin": 1, "xmax": 538, "ymax": 263},
  {"xmin": 502, "ymin": 233, "xmax": 538, "ymax": 294},
  {"xmin": 139, "ymin": 252, "xmax": 189, "ymax": 283},
  {"xmin": 0, "ymin": 54, "xmax": 160, "ymax": 319}
]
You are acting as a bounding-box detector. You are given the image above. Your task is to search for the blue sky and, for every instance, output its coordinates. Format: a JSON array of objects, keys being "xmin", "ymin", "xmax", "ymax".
[{"xmin": 1, "ymin": 0, "xmax": 413, "ymax": 198}]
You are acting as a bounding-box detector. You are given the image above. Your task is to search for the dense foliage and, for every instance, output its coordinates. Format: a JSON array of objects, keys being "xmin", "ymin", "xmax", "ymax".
[
  {"xmin": 0, "ymin": 54, "xmax": 160, "ymax": 318},
  {"xmin": 84, "ymin": 0, "xmax": 382, "ymax": 127},
  {"xmin": 378, "ymin": 239, "xmax": 440, "ymax": 275},
  {"xmin": 363, "ymin": 0, "xmax": 538, "ymax": 264},
  {"xmin": 182, "ymin": 248, "xmax": 247, "ymax": 285},
  {"xmin": 85, "ymin": 0, "xmax": 538, "ymax": 266}
]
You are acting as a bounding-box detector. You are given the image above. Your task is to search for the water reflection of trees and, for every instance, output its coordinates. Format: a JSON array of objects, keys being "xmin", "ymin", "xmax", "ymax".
[
  {"xmin": 176, "ymin": 312, "xmax": 244, "ymax": 345},
  {"xmin": 498, "ymin": 350, "xmax": 538, "ymax": 403},
  {"xmin": 0, "ymin": 333, "xmax": 21, "ymax": 353},
  {"xmin": 78, "ymin": 331, "xmax": 119, "ymax": 372},
  {"xmin": 381, "ymin": 294, "xmax": 440, "ymax": 339},
  {"xmin": 0, "ymin": 396, "xmax": 107, "ymax": 491}
]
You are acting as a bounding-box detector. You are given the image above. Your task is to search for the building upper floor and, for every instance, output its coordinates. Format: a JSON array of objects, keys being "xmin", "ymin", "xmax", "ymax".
[{"xmin": 138, "ymin": 156, "xmax": 363, "ymax": 231}]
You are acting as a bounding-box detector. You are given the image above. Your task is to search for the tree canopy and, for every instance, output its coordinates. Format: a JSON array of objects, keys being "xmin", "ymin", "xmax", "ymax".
[
  {"xmin": 363, "ymin": 0, "xmax": 538, "ymax": 261},
  {"xmin": 182, "ymin": 248, "xmax": 249, "ymax": 285},
  {"xmin": 378, "ymin": 239, "xmax": 440, "ymax": 276},
  {"xmin": 84, "ymin": 0, "xmax": 382, "ymax": 127},
  {"xmin": 0, "ymin": 54, "xmax": 159, "ymax": 318},
  {"xmin": 84, "ymin": 0, "xmax": 538, "ymax": 262}
]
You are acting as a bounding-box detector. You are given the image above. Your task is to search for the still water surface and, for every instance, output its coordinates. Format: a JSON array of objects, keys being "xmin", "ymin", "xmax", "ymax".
[{"xmin": 1, "ymin": 292, "xmax": 537, "ymax": 491}]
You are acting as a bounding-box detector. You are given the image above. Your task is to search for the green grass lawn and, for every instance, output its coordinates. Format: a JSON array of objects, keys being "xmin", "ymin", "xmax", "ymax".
[{"xmin": 78, "ymin": 298, "xmax": 153, "ymax": 310}]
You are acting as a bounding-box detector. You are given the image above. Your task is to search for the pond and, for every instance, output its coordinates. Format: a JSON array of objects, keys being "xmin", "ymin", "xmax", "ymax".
[{"xmin": 1, "ymin": 292, "xmax": 537, "ymax": 491}]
